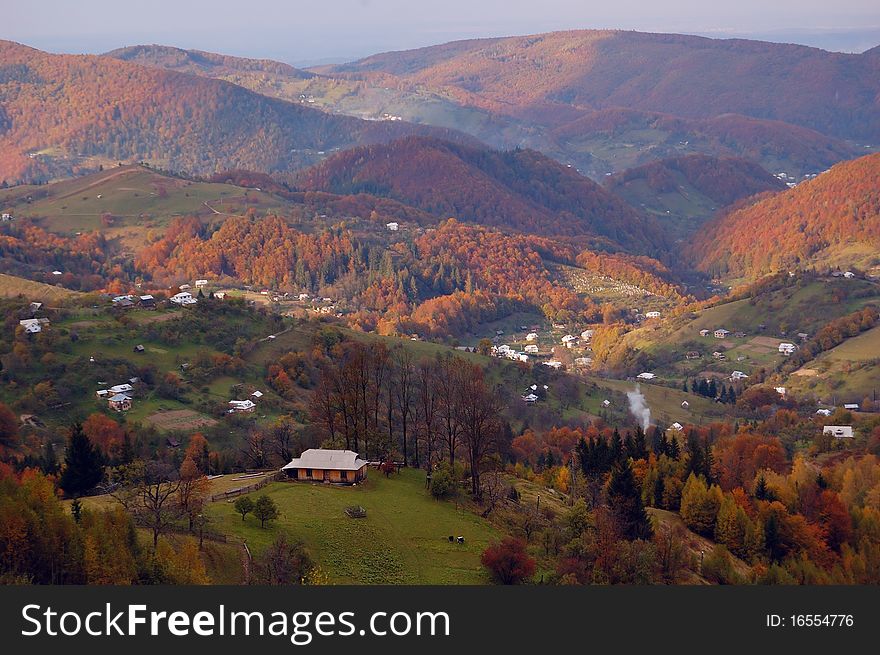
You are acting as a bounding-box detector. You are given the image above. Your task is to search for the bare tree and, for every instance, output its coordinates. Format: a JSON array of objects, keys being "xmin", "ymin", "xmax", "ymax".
[
  {"xmin": 111, "ymin": 460, "xmax": 182, "ymax": 551},
  {"xmin": 459, "ymin": 363, "xmax": 504, "ymax": 498},
  {"xmin": 391, "ymin": 345, "xmax": 415, "ymax": 465}
]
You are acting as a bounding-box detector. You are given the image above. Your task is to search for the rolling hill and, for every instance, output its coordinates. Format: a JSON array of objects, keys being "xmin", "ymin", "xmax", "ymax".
[
  {"xmin": 102, "ymin": 35, "xmax": 870, "ymax": 180},
  {"xmin": 0, "ymin": 40, "xmax": 472, "ymax": 184},
  {"xmin": 693, "ymin": 153, "xmax": 880, "ymax": 279},
  {"xmin": 605, "ymin": 154, "xmax": 786, "ymax": 238},
  {"xmin": 294, "ymin": 136, "xmax": 666, "ymax": 252},
  {"xmin": 322, "ymin": 30, "xmax": 880, "ymax": 142}
]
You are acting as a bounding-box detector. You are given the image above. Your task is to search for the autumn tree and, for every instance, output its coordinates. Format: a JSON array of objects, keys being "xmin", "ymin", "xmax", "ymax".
[{"xmin": 481, "ymin": 537, "xmax": 536, "ymax": 585}]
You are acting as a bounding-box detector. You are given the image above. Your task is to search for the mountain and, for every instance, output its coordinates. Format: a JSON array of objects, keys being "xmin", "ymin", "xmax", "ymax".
[
  {"xmin": 294, "ymin": 136, "xmax": 666, "ymax": 253},
  {"xmin": 106, "ymin": 44, "xmax": 316, "ymax": 80},
  {"xmin": 548, "ymin": 109, "xmax": 859, "ymax": 178},
  {"xmin": 605, "ymin": 154, "xmax": 786, "ymax": 239},
  {"xmin": 323, "ymin": 30, "xmax": 880, "ymax": 142},
  {"xmin": 106, "ymin": 35, "xmax": 870, "ymax": 180},
  {"xmin": 0, "ymin": 41, "xmax": 472, "ymax": 184},
  {"xmin": 314, "ymin": 30, "xmax": 876, "ymax": 176},
  {"xmin": 693, "ymin": 152, "xmax": 880, "ymax": 279}
]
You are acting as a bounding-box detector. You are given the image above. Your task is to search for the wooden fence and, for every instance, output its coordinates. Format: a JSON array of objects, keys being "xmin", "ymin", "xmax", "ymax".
[{"xmin": 209, "ymin": 470, "xmax": 282, "ymax": 502}]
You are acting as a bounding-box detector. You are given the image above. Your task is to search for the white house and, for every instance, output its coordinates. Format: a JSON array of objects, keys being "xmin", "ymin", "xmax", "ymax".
[
  {"xmin": 179, "ymin": 284, "xmax": 191, "ymax": 291},
  {"xmin": 681, "ymin": 401, "xmax": 689, "ymax": 409},
  {"xmin": 580, "ymin": 330, "xmax": 594, "ymax": 341},
  {"xmin": 110, "ymin": 383, "xmax": 134, "ymax": 394},
  {"xmin": 573, "ymin": 357, "xmax": 592, "ymax": 367},
  {"xmin": 778, "ymin": 342, "xmax": 797, "ymax": 355},
  {"xmin": 214, "ymin": 292, "xmax": 226, "ymax": 300},
  {"xmin": 543, "ymin": 360, "xmax": 563, "ymax": 370},
  {"xmin": 699, "ymin": 329, "xmax": 711, "ymax": 337},
  {"xmin": 775, "ymin": 387, "xmax": 787, "ymax": 397},
  {"xmin": 730, "ymin": 371, "xmax": 749, "ymax": 381},
  {"xmin": 525, "ymin": 344, "xmax": 539, "ymax": 354},
  {"xmin": 645, "ymin": 311, "xmax": 661, "ymax": 319},
  {"xmin": 228, "ymin": 399, "xmax": 256, "ymax": 413},
  {"xmin": 251, "ymin": 390, "xmax": 264, "ymax": 399},
  {"xmin": 170, "ymin": 291, "xmax": 197, "ymax": 306},
  {"xmin": 19, "ymin": 318, "xmax": 42, "ymax": 334},
  {"xmin": 816, "ymin": 409, "xmax": 833, "ymax": 417},
  {"xmin": 843, "ymin": 271, "xmax": 855, "ymax": 279},
  {"xmin": 522, "ymin": 393, "xmax": 538, "ymax": 403},
  {"xmin": 843, "ymin": 403, "xmax": 860, "ymax": 411},
  {"xmin": 714, "ymin": 329, "xmax": 730, "ymax": 339},
  {"xmin": 602, "ymin": 399, "xmax": 611, "ymax": 408},
  {"xmin": 636, "ymin": 372, "xmax": 656, "ymax": 380},
  {"xmin": 561, "ymin": 334, "xmax": 577, "ymax": 345},
  {"xmin": 823, "ymin": 425, "xmax": 853, "ymax": 439},
  {"xmin": 526, "ymin": 332, "xmax": 539, "ymax": 341},
  {"xmin": 386, "ymin": 222, "xmax": 399, "ymax": 231},
  {"xmin": 195, "ymin": 279, "xmax": 208, "ymax": 288},
  {"xmin": 671, "ymin": 422, "xmax": 684, "ymax": 432},
  {"xmin": 1, "ymin": 212, "xmax": 12, "ymax": 221}
]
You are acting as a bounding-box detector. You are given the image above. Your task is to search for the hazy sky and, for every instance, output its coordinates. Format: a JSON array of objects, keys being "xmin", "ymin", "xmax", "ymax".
[{"xmin": 5, "ymin": 0, "xmax": 880, "ymax": 65}]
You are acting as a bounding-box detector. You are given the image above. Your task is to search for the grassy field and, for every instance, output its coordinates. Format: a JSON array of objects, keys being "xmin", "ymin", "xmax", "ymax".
[
  {"xmin": 0, "ymin": 273, "xmax": 81, "ymax": 302},
  {"xmin": 786, "ymin": 325, "xmax": 880, "ymax": 402},
  {"xmin": 206, "ymin": 468, "xmax": 501, "ymax": 584},
  {"xmin": 0, "ymin": 165, "xmax": 292, "ymax": 250}
]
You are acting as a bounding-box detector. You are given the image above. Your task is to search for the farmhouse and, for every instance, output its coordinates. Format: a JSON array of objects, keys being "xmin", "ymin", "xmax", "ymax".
[
  {"xmin": 580, "ymin": 329, "xmax": 594, "ymax": 341},
  {"xmin": 699, "ymin": 329, "xmax": 711, "ymax": 337},
  {"xmin": 524, "ymin": 344, "xmax": 539, "ymax": 354},
  {"xmin": 109, "ymin": 383, "xmax": 134, "ymax": 394},
  {"xmin": 1, "ymin": 212, "xmax": 12, "ymax": 221},
  {"xmin": 778, "ymin": 342, "xmax": 797, "ymax": 355},
  {"xmin": 526, "ymin": 332, "xmax": 539, "ymax": 341},
  {"xmin": 843, "ymin": 403, "xmax": 860, "ymax": 411},
  {"xmin": 775, "ymin": 387, "xmax": 787, "ymax": 397},
  {"xmin": 714, "ymin": 329, "xmax": 730, "ymax": 339},
  {"xmin": 228, "ymin": 399, "xmax": 256, "ymax": 413},
  {"xmin": 561, "ymin": 334, "xmax": 577, "ymax": 347},
  {"xmin": 543, "ymin": 360, "xmax": 563, "ymax": 370},
  {"xmin": 138, "ymin": 295, "xmax": 156, "ymax": 308},
  {"xmin": 816, "ymin": 409, "xmax": 833, "ymax": 417},
  {"xmin": 645, "ymin": 311, "xmax": 661, "ymax": 319},
  {"xmin": 107, "ymin": 394, "xmax": 132, "ymax": 412},
  {"xmin": 823, "ymin": 425, "xmax": 854, "ymax": 439},
  {"xmin": 730, "ymin": 371, "xmax": 749, "ymax": 381},
  {"xmin": 170, "ymin": 291, "xmax": 197, "ymax": 306},
  {"xmin": 636, "ymin": 372, "xmax": 656, "ymax": 380},
  {"xmin": 281, "ymin": 449, "xmax": 368, "ymax": 484},
  {"xmin": 385, "ymin": 222, "xmax": 399, "ymax": 231},
  {"xmin": 681, "ymin": 401, "xmax": 689, "ymax": 409},
  {"xmin": 194, "ymin": 279, "xmax": 208, "ymax": 287},
  {"xmin": 685, "ymin": 351, "xmax": 701, "ymax": 360},
  {"xmin": 670, "ymin": 422, "xmax": 684, "ymax": 432},
  {"xmin": 19, "ymin": 318, "xmax": 42, "ymax": 334},
  {"xmin": 522, "ymin": 393, "xmax": 538, "ymax": 403}
]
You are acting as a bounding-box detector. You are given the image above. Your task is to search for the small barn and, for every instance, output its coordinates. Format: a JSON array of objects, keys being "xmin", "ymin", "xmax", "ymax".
[{"xmin": 282, "ymin": 449, "xmax": 368, "ymax": 484}]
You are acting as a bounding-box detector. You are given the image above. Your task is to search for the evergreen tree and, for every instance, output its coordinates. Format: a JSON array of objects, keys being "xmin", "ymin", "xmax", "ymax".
[
  {"xmin": 42, "ymin": 441, "xmax": 58, "ymax": 475},
  {"xmin": 59, "ymin": 424, "xmax": 104, "ymax": 497},
  {"xmin": 607, "ymin": 460, "xmax": 653, "ymax": 540}
]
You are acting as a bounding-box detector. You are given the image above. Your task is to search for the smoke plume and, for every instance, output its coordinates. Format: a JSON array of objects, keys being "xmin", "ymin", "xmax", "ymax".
[{"xmin": 627, "ymin": 384, "xmax": 651, "ymax": 430}]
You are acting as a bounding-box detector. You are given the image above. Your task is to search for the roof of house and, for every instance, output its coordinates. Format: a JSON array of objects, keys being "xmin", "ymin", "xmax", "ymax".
[
  {"xmin": 108, "ymin": 393, "xmax": 131, "ymax": 402},
  {"xmin": 823, "ymin": 425, "xmax": 854, "ymax": 438},
  {"xmin": 282, "ymin": 449, "xmax": 368, "ymax": 472}
]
